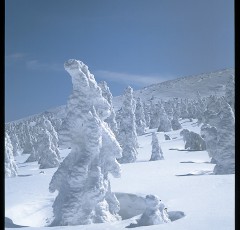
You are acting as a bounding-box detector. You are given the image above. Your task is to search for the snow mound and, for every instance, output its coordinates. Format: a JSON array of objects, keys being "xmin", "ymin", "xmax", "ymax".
[
  {"xmin": 115, "ymin": 193, "xmax": 185, "ymax": 228},
  {"xmin": 5, "ymin": 217, "xmax": 28, "ymax": 228},
  {"xmin": 176, "ymin": 170, "xmax": 213, "ymax": 176},
  {"xmin": 168, "ymin": 211, "xmax": 185, "ymax": 221},
  {"xmin": 115, "ymin": 193, "xmax": 146, "ymax": 220}
]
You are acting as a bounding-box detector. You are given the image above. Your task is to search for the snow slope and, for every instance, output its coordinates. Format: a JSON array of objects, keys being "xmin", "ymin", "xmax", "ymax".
[
  {"xmin": 112, "ymin": 68, "xmax": 234, "ymax": 110},
  {"xmin": 5, "ymin": 119, "xmax": 234, "ymax": 230}
]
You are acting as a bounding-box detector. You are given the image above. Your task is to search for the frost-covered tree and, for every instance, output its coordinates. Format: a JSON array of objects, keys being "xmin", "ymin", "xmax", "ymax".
[
  {"xmin": 22, "ymin": 124, "xmax": 36, "ymax": 156},
  {"xmin": 180, "ymin": 129, "xmax": 206, "ymax": 151},
  {"xmin": 38, "ymin": 130, "xmax": 60, "ymax": 169},
  {"xmin": 225, "ymin": 75, "xmax": 235, "ymax": 113},
  {"xmin": 213, "ymin": 100, "xmax": 235, "ymax": 174},
  {"xmin": 171, "ymin": 111, "xmax": 182, "ymax": 131},
  {"xmin": 43, "ymin": 118, "xmax": 60, "ymax": 152},
  {"xmin": 99, "ymin": 81, "xmax": 118, "ymax": 136},
  {"xmin": 180, "ymin": 100, "xmax": 189, "ymax": 119},
  {"xmin": 164, "ymin": 101, "xmax": 174, "ymax": 121},
  {"xmin": 38, "ymin": 119, "xmax": 60, "ymax": 169},
  {"xmin": 143, "ymin": 102, "xmax": 150, "ymax": 127},
  {"xmin": 149, "ymin": 101, "xmax": 160, "ymax": 129},
  {"xmin": 115, "ymin": 108, "xmax": 123, "ymax": 128},
  {"xmin": 25, "ymin": 118, "xmax": 59, "ymax": 163},
  {"xmin": 200, "ymin": 124, "xmax": 218, "ymax": 163},
  {"xmin": 117, "ymin": 86, "xmax": 138, "ymax": 163},
  {"xmin": 202, "ymin": 95, "xmax": 222, "ymax": 128},
  {"xmin": 173, "ymin": 102, "xmax": 181, "ymax": 117},
  {"xmin": 187, "ymin": 101, "xmax": 197, "ymax": 119},
  {"xmin": 8, "ymin": 132, "xmax": 22, "ymax": 156},
  {"xmin": 42, "ymin": 111, "xmax": 63, "ymax": 133},
  {"xmin": 195, "ymin": 91, "xmax": 206, "ymax": 124},
  {"xmin": 49, "ymin": 59, "xmax": 122, "ymax": 226},
  {"xmin": 137, "ymin": 195, "xmax": 170, "ymax": 226},
  {"xmin": 5, "ymin": 133, "xmax": 18, "ymax": 177},
  {"xmin": 150, "ymin": 132, "xmax": 164, "ymax": 161},
  {"xmin": 157, "ymin": 104, "xmax": 172, "ymax": 132},
  {"xmin": 58, "ymin": 118, "xmax": 71, "ymax": 149},
  {"xmin": 135, "ymin": 97, "xmax": 146, "ymax": 135}
]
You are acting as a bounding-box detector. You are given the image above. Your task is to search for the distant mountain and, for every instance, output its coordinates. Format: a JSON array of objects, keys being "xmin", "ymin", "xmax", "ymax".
[
  {"xmin": 6, "ymin": 68, "xmax": 233, "ymax": 125},
  {"xmin": 112, "ymin": 68, "xmax": 234, "ymax": 110}
]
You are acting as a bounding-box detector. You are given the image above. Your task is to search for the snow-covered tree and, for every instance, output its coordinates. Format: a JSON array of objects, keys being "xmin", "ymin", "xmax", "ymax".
[
  {"xmin": 137, "ymin": 195, "xmax": 170, "ymax": 226},
  {"xmin": 225, "ymin": 75, "xmax": 235, "ymax": 113},
  {"xmin": 180, "ymin": 129, "xmax": 206, "ymax": 151},
  {"xmin": 202, "ymin": 96, "xmax": 222, "ymax": 128},
  {"xmin": 180, "ymin": 100, "xmax": 189, "ymax": 119},
  {"xmin": 43, "ymin": 118, "xmax": 60, "ymax": 152},
  {"xmin": 38, "ymin": 130, "xmax": 60, "ymax": 169},
  {"xmin": 157, "ymin": 104, "xmax": 172, "ymax": 132},
  {"xmin": 22, "ymin": 124, "xmax": 36, "ymax": 156},
  {"xmin": 164, "ymin": 101, "xmax": 174, "ymax": 121},
  {"xmin": 150, "ymin": 132, "xmax": 164, "ymax": 161},
  {"xmin": 200, "ymin": 124, "xmax": 218, "ymax": 163},
  {"xmin": 135, "ymin": 97, "xmax": 146, "ymax": 135},
  {"xmin": 117, "ymin": 86, "xmax": 138, "ymax": 163},
  {"xmin": 213, "ymin": 100, "xmax": 235, "ymax": 174},
  {"xmin": 38, "ymin": 119, "xmax": 60, "ymax": 169},
  {"xmin": 143, "ymin": 102, "xmax": 150, "ymax": 127},
  {"xmin": 99, "ymin": 81, "xmax": 118, "ymax": 136},
  {"xmin": 173, "ymin": 102, "xmax": 181, "ymax": 117},
  {"xmin": 58, "ymin": 118, "xmax": 71, "ymax": 149},
  {"xmin": 171, "ymin": 111, "xmax": 182, "ymax": 131},
  {"xmin": 149, "ymin": 101, "xmax": 160, "ymax": 129},
  {"xmin": 49, "ymin": 59, "xmax": 122, "ymax": 226},
  {"xmin": 5, "ymin": 133, "xmax": 18, "ymax": 177},
  {"xmin": 24, "ymin": 126, "xmax": 38, "ymax": 163},
  {"xmin": 195, "ymin": 91, "xmax": 206, "ymax": 124},
  {"xmin": 187, "ymin": 101, "xmax": 197, "ymax": 119},
  {"xmin": 8, "ymin": 132, "xmax": 22, "ymax": 156}
]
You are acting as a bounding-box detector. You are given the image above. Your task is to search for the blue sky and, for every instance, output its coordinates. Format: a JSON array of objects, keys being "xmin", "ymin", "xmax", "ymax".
[{"xmin": 5, "ymin": 0, "xmax": 234, "ymax": 122}]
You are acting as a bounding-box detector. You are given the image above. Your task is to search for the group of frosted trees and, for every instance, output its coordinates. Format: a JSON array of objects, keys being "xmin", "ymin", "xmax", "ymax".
[
  {"xmin": 200, "ymin": 93, "xmax": 235, "ymax": 174},
  {"xmin": 5, "ymin": 113, "xmax": 61, "ymax": 176},
  {"xmin": 5, "ymin": 57, "xmax": 234, "ymax": 227}
]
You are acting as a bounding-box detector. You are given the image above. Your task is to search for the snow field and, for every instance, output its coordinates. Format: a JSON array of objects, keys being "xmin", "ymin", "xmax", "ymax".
[{"xmin": 5, "ymin": 120, "xmax": 234, "ymax": 230}]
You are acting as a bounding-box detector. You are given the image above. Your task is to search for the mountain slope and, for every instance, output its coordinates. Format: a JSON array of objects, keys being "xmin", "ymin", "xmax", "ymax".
[
  {"xmin": 112, "ymin": 68, "xmax": 234, "ymax": 110},
  {"xmin": 6, "ymin": 68, "xmax": 233, "ymax": 124}
]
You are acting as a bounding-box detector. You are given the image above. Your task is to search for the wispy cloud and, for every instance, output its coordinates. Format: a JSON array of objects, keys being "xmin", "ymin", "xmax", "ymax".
[
  {"xmin": 94, "ymin": 70, "xmax": 176, "ymax": 87},
  {"xmin": 6, "ymin": 52, "xmax": 27, "ymax": 60},
  {"xmin": 26, "ymin": 60, "xmax": 63, "ymax": 72}
]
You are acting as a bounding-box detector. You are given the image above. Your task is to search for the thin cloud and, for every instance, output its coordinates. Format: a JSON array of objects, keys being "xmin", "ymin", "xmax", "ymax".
[
  {"xmin": 6, "ymin": 52, "xmax": 27, "ymax": 60},
  {"xmin": 94, "ymin": 70, "xmax": 176, "ymax": 87},
  {"xmin": 26, "ymin": 60, "xmax": 63, "ymax": 72}
]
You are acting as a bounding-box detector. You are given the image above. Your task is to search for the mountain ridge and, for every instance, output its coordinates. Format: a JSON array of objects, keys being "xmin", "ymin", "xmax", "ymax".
[{"xmin": 6, "ymin": 68, "xmax": 234, "ymax": 124}]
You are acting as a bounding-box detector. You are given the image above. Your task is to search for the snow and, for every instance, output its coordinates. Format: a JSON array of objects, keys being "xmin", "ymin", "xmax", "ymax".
[
  {"xmin": 5, "ymin": 119, "xmax": 234, "ymax": 230},
  {"xmin": 113, "ymin": 68, "xmax": 234, "ymax": 111}
]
